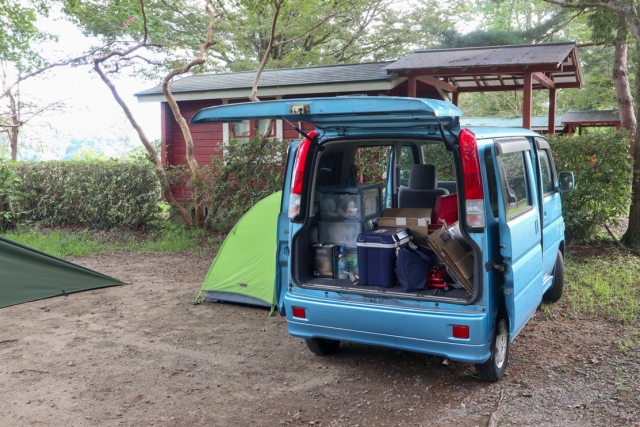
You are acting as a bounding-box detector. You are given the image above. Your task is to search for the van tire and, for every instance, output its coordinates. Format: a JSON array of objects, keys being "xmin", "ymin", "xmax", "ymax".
[
  {"xmin": 475, "ymin": 312, "xmax": 509, "ymax": 382},
  {"xmin": 543, "ymin": 250, "xmax": 564, "ymax": 303},
  {"xmin": 305, "ymin": 338, "xmax": 341, "ymax": 356}
]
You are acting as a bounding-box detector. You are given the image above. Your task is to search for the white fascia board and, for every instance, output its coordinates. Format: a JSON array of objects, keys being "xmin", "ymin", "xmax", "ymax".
[{"xmin": 136, "ymin": 77, "xmax": 407, "ymax": 103}]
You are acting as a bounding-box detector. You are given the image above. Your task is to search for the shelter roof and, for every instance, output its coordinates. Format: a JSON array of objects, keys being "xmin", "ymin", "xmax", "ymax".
[
  {"xmin": 384, "ymin": 42, "xmax": 583, "ymax": 92},
  {"xmin": 136, "ymin": 62, "xmax": 402, "ymax": 102},
  {"xmin": 561, "ymin": 110, "xmax": 620, "ymax": 124},
  {"xmin": 386, "ymin": 42, "xmax": 576, "ymax": 70}
]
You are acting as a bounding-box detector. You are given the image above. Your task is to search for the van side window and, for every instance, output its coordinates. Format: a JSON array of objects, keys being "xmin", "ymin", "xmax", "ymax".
[
  {"xmin": 422, "ymin": 144, "xmax": 456, "ymax": 181},
  {"xmin": 538, "ymin": 150, "xmax": 555, "ymax": 194},
  {"xmin": 399, "ymin": 145, "xmax": 417, "ymax": 187},
  {"xmin": 354, "ymin": 146, "xmax": 391, "ymax": 184},
  {"xmin": 484, "ymin": 149, "xmax": 500, "ymax": 218},
  {"xmin": 497, "ymin": 152, "xmax": 532, "ymax": 221}
]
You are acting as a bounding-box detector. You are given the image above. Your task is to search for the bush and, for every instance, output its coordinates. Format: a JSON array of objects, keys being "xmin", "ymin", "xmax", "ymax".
[
  {"xmin": 12, "ymin": 160, "xmax": 162, "ymax": 229},
  {"xmin": 0, "ymin": 158, "xmax": 21, "ymax": 232},
  {"xmin": 547, "ymin": 131, "xmax": 632, "ymax": 242},
  {"xmin": 194, "ymin": 135, "xmax": 289, "ymax": 230}
]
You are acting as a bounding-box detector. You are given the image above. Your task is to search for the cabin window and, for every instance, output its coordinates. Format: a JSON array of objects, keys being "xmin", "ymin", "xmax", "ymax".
[{"xmin": 231, "ymin": 119, "xmax": 276, "ymax": 143}]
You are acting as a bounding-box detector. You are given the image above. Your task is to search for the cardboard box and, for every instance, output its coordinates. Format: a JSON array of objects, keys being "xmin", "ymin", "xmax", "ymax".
[
  {"xmin": 427, "ymin": 223, "xmax": 474, "ymax": 293},
  {"xmin": 378, "ymin": 208, "xmax": 432, "ymax": 245}
]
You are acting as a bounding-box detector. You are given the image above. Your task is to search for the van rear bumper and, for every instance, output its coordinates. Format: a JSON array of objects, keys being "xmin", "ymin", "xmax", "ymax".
[{"xmin": 284, "ymin": 293, "xmax": 492, "ymax": 364}]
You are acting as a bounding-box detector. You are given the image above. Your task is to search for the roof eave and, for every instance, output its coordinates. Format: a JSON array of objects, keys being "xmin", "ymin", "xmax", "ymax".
[{"xmin": 135, "ymin": 76, "xmax": 406, "ymax": 103}]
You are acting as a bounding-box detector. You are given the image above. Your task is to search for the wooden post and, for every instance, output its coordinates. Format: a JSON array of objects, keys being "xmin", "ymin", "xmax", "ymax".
[
  {"xmin": 568, "ymin": 125, "xmax": 573, "ymax": 136},
  {"xmin": 452, "ymin": 91, "xmax": 459, "ymax": 106},
  {"xmin": 548, "ymin": 88, "xmax": 556, "ymax": 134},
  {"xmin": 523, "ymin": 72, "xmax": 532, "ymax": 130},
  {"xmin": 407, "ymin": 75, "xmax": 416, "ymax": 98}
]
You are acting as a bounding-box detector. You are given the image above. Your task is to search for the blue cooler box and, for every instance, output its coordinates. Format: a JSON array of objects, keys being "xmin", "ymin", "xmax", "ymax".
[{"xmin": 356, "ymin": 227, "xmax": 411, "ymax": 287}]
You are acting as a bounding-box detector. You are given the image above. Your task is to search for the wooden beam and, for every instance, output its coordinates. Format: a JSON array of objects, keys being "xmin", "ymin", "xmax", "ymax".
[
  {"xmin": 415, "ymin": 75, "xmax": 458, "ymax": 92},
  {"xmin": 406, "ymin": 64, "xmax": 577, "ymax": 78},
  {"xmin": 407, "ymin": 75, "xmax": 416, "ymax": 97},
  {"xmin": 455, "ymin": 81, "xmax": 581, "ymax": 93},
  {"xmin": 523, "ymin": 72, "xmax": 532, "ymax": 130},
  {"xmin": 452, "ymin": 91, "xmax": 459, "ymax": 106},
  {"xmin": 434, "ymin": 86, "xmax": 451, "ymax": 102},
  {"xmin": 548, "ymin": 88, "xmax": 556, "ymax": 134},
  {"xmin": 533, "ymin": 72, "xmax": 555, "ymax": 89}
]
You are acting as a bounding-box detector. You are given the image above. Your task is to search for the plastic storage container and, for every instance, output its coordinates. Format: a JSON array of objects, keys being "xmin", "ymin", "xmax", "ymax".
[
  {"xmin": 319, "ymin": 220, "xmax": 363, "ymax": 249},
  {"xmin": 356, "ymin": 227, "xmax": 411, "ymax": 287},
  {"xmin": 320, "ymin": 184, "xmax": 382, "ymax": 221}
]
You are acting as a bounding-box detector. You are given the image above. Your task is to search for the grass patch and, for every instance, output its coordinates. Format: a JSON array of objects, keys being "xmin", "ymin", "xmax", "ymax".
[
  {"xmin": 565, "ymin": 247, "xmax": 640, "ymax": 322},
  {"xmin": 2, "ymin": 224, "xmax": 224, "ymax": 258}
]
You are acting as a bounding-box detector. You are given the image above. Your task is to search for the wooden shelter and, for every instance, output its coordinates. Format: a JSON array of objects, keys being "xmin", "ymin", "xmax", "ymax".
[
  {"xmin": 385, "ymin": 42, "xmax": 583, "ymax": 134},
  {"xmin": 561, "ymin": 110, "xmax": 621, "ymax": 135},
  {"xmin": 135, "ymin": 42, "xmax": 584, "ymax": 179}
]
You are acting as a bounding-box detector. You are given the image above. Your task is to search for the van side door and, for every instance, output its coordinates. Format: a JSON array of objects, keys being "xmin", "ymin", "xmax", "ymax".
[
  {"xmin": 493, "ymin": 138, "xmax": 544, "ymax": 339},
  {"xmin": 534, "ymin": 137, "xmax": 563, "ymax": 279},
  {"xmin": 275, "ymin": 140, "xmax": 301, "ymax": 315}
]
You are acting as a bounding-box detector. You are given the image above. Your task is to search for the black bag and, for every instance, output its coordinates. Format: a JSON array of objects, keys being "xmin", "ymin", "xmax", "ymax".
[{"xmin": 395, "ymin": 244, "xmax": 440, "ymax": 292}]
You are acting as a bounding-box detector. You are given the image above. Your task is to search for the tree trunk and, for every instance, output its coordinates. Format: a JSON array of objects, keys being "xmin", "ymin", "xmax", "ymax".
[
  {"xmin": 612, "ymin": 31, "xmax": 636, "ymax": 147},
  {"xmin": 93, "ymin": 61, "xmax": 194, "ymax": 228},
  {"xmin": 621, "ymin": 25, "xmax": 640, "ymax": 246},
  {"xmin": 7, "ymin": 91, "xmax": 19, "ymax": 161}
]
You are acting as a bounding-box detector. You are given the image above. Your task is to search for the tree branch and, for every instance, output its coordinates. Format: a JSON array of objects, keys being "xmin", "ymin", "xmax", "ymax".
[
  {"xmin": 249, "ymin": 0, "xmax": 283, "ymax": 102},
  {"xmin": 0, "ymin": 45, "xmax": 107, "ymax": 101},
  {"xmin": 92, "ymin": 0, "xmax": 194, "ymax": 227},
  {"xmin": 161, "ymin": 0, "xmax": 217, "ymax": 227},
  {"xmin": 543, "ymin": 0, "xmax": 628, "ymax": 16}
]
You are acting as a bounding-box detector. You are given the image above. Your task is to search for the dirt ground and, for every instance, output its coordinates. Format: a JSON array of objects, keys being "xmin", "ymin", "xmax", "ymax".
[{"xmin": 1, "ymin": 251, "xmax": 639, "ymax": 427}]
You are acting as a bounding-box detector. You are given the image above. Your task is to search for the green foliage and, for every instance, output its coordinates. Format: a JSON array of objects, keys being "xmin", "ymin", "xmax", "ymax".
[
  {"xmin": 3, "ymin": 224, "xmax": 223, "ymax": 257},
  {"xmin": 213, "ymin": 0, "xmax": 467, "ymax": 71},
  {"xmin": 548, "ymin": 131, "xmax": 632, "ymax": 242},
  {"xmin": 587, "ymin": 8, "xmax": 627, "ymax": 44},
  {"xmin": 422, "ymin": 144, "xmax": 456, "ymax": 181},
  {"xmin": 174, "ymin": 135, "xmax": 289, "ymax": 231},
  {"xmin": 354, "ymin": 146, "xmax": 389, "ymax": 184},
  {"xmin": 565, "ymin": 250, "xmax": 640, "ymax": 322},
  {"xmin": 0, "ymin": 158, "xmax": 20, "ymax": 231},
  {"xmin": 12, "ymin": 160, "xmax": 162, "ymax": 229},
  {"xmin": 0, "ymin": 0, "xmax": 54, "ymax": 72}
]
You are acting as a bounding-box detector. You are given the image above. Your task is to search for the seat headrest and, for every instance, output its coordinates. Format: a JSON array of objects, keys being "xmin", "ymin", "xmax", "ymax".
[
  {"xmin": 317, "ymin": 168, "xmax": 332, "ymax": 187},
  {"xmin": 409, "ymin": 164, "xmax": 437, "ymax": 190}
]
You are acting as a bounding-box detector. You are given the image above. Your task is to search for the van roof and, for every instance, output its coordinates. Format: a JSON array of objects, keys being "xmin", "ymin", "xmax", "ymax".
[{"xmin": 461, "ymin": 127, "xmax": 542, "ymax": 142}]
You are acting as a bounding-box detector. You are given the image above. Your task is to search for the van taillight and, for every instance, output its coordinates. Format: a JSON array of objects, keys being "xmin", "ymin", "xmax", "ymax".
[
  {"xmin": 288, "ymin": 130, "xmax": 317, "ymax": 219},
  {"xmin": 459, "ymin": 129, "xmax": 485, "ymax": 228}
]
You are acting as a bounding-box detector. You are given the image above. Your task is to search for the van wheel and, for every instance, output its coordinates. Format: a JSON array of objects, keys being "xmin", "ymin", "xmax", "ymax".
[
  {"xmin": 305, "ymin": 338, "xmax": 341, "ymax": 356},
  {"xmin": 475, "ymin": 313, "xmax": 509, "ymax": 382},
  {"xmin": 543, "ymin": 250, "xmax": 564, "ymax": 303}
]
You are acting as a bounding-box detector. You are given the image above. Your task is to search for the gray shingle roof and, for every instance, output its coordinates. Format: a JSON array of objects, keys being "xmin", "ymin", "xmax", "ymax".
[
  {"xmin": 136, "ymin": 61, "xmax": 395, "ymax": 96},
  {"xmin": 385, "ymin": 42, "xmax": 576, "ymax": 71},
  {"xmin": 561, "ymin": 110, "xmax": 620, "ymax": 124}
]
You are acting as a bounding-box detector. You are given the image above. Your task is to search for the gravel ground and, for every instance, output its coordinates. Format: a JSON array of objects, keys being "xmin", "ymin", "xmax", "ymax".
[{"xmin": 1, "ymin": 252, "xmax": 639, "ymax": 427}]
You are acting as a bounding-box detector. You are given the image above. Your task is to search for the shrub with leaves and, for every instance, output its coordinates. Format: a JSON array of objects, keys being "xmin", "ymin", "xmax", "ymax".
[
  {"xmin": 0, "ymin": 158, "xmax": 21, "ymax": 232},
  {"xmin": 13, "ymin": 160, "xmax": 162, "ymax": 229},
  {"xmin": 547, "ymin": 131, "xmax": 632, "ymax": 242},
  {"xmin": 422, "ymin": 143, "xmax": 456, "ymax": 181},
  {"xmin": 196, "ymin": 136, "xmax": 289, "ymax": 230}
]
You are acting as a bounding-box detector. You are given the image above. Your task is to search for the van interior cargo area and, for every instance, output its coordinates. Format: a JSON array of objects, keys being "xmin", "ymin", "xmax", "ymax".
[{"xmin": 292, "ymin": 139, "xmax": 476, "ymax": 303}]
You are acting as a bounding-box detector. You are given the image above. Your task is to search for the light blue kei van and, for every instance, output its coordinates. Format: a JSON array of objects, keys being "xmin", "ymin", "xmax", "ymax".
[{"xmin": 191, "ymin": 96, "xmax": 575, "ymax": 381}]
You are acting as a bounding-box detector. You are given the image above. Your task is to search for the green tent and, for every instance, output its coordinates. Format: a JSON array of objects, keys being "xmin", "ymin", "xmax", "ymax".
[
  {"xmin": 199, "ymin": 191, "xmax": 281, "ymax": 308},
  {"xmin": 0, "ymin": 236, "xmax": 123, "ymax": 309}
]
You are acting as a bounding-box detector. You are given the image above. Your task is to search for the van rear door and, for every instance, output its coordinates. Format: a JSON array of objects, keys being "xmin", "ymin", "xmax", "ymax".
[
  {"xmin": 493, "ymin": 138, "xmax": 544, "ymax": 339},
  {"xmin": 275, "ymin": 141, "xmax": 300, "ymax": 315}
]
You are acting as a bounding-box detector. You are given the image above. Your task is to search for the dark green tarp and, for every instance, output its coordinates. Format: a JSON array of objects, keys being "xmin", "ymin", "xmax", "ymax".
[{"xmin": 0, "ymin": 236, "xmax": 123, "ymax": 308}]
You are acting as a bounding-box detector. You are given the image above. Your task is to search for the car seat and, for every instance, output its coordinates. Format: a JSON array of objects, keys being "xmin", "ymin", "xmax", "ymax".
[{"xmin": 398, "ymin": 164, "xmax": 449, "ymax": 209}]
